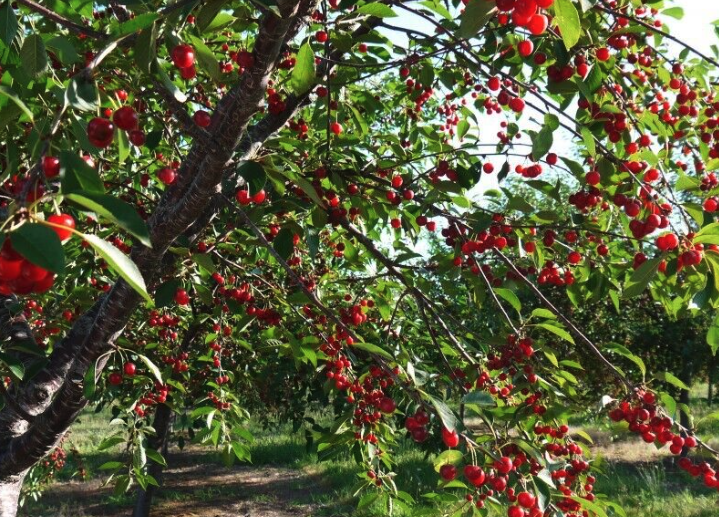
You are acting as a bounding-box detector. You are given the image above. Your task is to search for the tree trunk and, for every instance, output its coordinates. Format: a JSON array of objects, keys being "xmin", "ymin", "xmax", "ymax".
[
  {"xmin": 132, "ymin": 403, "xmax": 173, "ymax": 517},
  {"xmin": 0, "ymin": 474, "xmax": 25, "ymax": 517},
  {"xmin": 709, "ymin": 356, "xmax": 715, "ymax": 407}
]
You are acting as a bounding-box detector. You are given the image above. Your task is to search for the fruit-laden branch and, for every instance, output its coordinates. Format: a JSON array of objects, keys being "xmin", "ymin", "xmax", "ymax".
[
  {"xmin": 0, "ymin": 1, "xmax": 319, "ymax": 479},
  {"xmin": 492, "ymin": 248, "xmax": 632, "ymax": 390},
  {"xmin": 15, "ymin": 0, "xmax": 107, "ymax": 39}
]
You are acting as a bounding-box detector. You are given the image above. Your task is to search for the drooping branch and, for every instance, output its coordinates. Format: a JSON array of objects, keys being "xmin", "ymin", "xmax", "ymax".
[{"xmin": 15, "ymin": 0, "xmax": 107, "ymax": 39}]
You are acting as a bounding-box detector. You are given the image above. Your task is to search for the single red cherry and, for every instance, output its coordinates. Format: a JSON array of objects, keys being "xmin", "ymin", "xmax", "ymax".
[
  {"xmin": 87, "ymin": 117, "xmax": 115, "ymax": 148},
  {"xmin": 568, "ymin": 251, "xmax": 582, "ymax": 264},
  {"xmin": 508, "ymin": 506, "xmax": 526, "ymax": 517},
  {"xmin": 527, "ymin": 14, "xmax": 548, "ymax": 35},
  {"xmin": 21, "ymin": 261, "xmax": 49, "ymax": 283},
  {"xmin": 330, "ymin": 122, "xmax": 343, "ymax": 135},
  {"xmin": 47, "ymin": 214, "xmax": 75, "ymax": 242},
  {"xmin": 193, "ymin": 110, "xmax": 211, "ymax": 128},
  {"xmin": 441, "ymin": 427, "xmax": 460, "ymax": 448},
  {"xmin": 391, "ymin": 175, "xmax": 403, "ymax": 188},
  {"xmin": 171, "ymin": 44, "xmax": 195, "ymax": 69},
  {"xmin": 129, "ymin": 130, "xmax": 146, "ymax": 146},
  {"xmin": 517, "ymin": 40, "xmax": 534, "ymax": 57},
  {"xmin": 315, "ymin": 30, "xmax": 328, "ymax": 43},
  {"xmin": 0, "ymin": 257, "xmax": 22, "ymax": 282},
  {"xmin": 112, "ymin": 106, "xmax": 138, "ymax": 131},
  {"xmin": 596, "ymin": 47, "xmax": 611, "ymax": 62},
  {"xmin": 157, "ymin": 167, "xmax": 176, "ymax": 185},
  {"xmin": 236, "ymin": 189, "xmax": 251, "ymax": 205},
  {"xmin": 378, "ymin": 397, "xmax": 396, "ymax": 413},
  {"xmin": 439, "ymin": 464, "xmax": 457, "ymax": 481},
  {"xmin": 108, "ymin": 372, "xmax": 123, "ymax": 386},
  {"xmin": 252, "ymin": 189, "xmax": 267, "ymax": 204},
  {"xmin": 175, "ymin": 288, "xmax": 190, "ymax": 305},
  {"xmin": 43, "ymin": 156, "xmax": 60, "ymax": 178},
  {"xmin": 235, "ymin": 50, "xmax": 254, "ymax": 68},
  {"xmin": 517, "ymin": 492, "xmax": 536, "ymax": 508},
  {"xmin": 463, "ymin": 465, "xmax": 486, "ymax": 486},
  {"xmin": 179, "ymin": 65, "xmax": 196, "ymax": 80},
  {"xmin": 123, "ymin": 362, "xmax": 136, "ymax": 376},
  {"xmin": 509, "ymin": 97, "xmax": 525, "ymax": 113},
  {"xmin": 495, "ymin": 456, "xmax": 513, "ymax": 474}
]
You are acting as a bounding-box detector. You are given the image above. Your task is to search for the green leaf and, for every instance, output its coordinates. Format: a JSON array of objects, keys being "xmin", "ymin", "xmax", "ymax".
[
  {"xmin": 462, "ymin": 391, "xmax": 495, "ymax": 407},
  {"xmin": 83, "ymin": 360, "xmax": 96, "ymax": 398},
  {"xmin": 570, "ymin": 496, "xmax": 607, "ymax": 517},
  {"xmin": 99, "ymin": 461, "xmax": 124, "ymax": 471},
  {"xmin": 192, "ymin": 253, "xmax": 216, "ymax": 273},
  {"xmin": 356, "ymin": 2, "xmax": 397, "ymax": 17},
  {"xmin": 65, "ymin": 193, "xmax": 151, "ymax": 247},
  {"xmin": 204, "ymin": 12, "xmax": 236, "ymax": 33},
  {"xmin": 708, "ymin": 314, "xmax": 719, "ymax": 355},
  {"xmin": 46, "ymin": 36, "xmax": 81, "ymax": 65},
  {"xmin": 81, "ymin": 233, "xmax": 151, "ymax": 302},
  {"xmin": 581, "ymin": 126, "xmax": 596, "ymax": 157},
  {"xmin": 606, "ymin": 343, "xmax": 646, "ymax": 378},
  {"xmin": 197, "ymin": 0, "xmax": 229, "ymax": 32},
  {"xmin": 290, "ymin": 43, "xmax": 315, "ymax": 94},
  {"xmin": 0, "ymin": 1, "xmax": 18, "ymax": 47},
  {"xmin": 273, "ymin": 227, "xmax": 294, "ymax": 261},
  {"xmin": 156, "ymin": 61, "xmax": 187, "ymax": 102},
  {"xmin": 65, "ymin": 75, "xmax": 100, "ymax": 112},
  {"xmin": 20, "ymin": 34, "xmax": 49, "ymax": 78},
  {"xmin": 60, "ymin": 151, "xmax": 105, "ymax": 194},
  {"xmin": 137, "ymin": 354, "xmax": 163, "ymax": 383},
  {"xmin": 536, "ymin": 322, "xmax": 575, "ymax": 344},
  {"xmin": 188, "ymin": 36, "xmax": 222, "ymax": 83},
  {"xmin": 457, "ymin": 0, "xmax": 495, "ymax": 39},
  {"xmin": 457, "ymin": 120, "xmax": 470, "ymax": 140},
  {"xmin": 531, "ymin": 125, "xmax": 554, "ymax": 161},
  {"xmin": 0, "ymin": 352, "xmax": 24, "ymax": 379},
  {"xmin": 351, "ymin": 342, "xmax": 393, "ymax": 360},
  {"xmin": 662, "ymin": 7, "xmax": 684, "ymax": 20},
  {"xmin": 427, "ymin": 394, "xmax": 458, "ymax": 432},
  {"xmin": 623, "ymin": 257, "xmax": 662, "ymax": 298},
  {"xmin": 493, "ymin": 287, "xmax": 521, "ymax": 313},
  {"xmin": 12, "ymin": 223, "xmax": 65, "ymax": 274},
  {"xmin": 134, "ymin": 22, "xmax": 159, "ymax": 74},
  {"xmin": 656, "ymin": 371, "xmax": 689, "ymax": 391},
  {"xmin": 154, "ymin": 279, "xmax": 180, "ymax": 308},
  {"xmin": 145, "ymin": 448, "xmax": 167, "ymax": 467},
  {"xmin": 553, "ymin": 0, "xmax": 582, "ymax": 50},
  {"xmin": 0, "ymin": 85, "xmax": 33, "ymax": 122},
  {"xmin": 238, "ymin": 161, "xmax": 266, "ymax": 195},
  {"xmin": 111, "ymin": 13, "xmax": 158, "ymax": 37},
  {"xmin": 433, "ymin": 450, "xmax": 463, "ymax": 471}
]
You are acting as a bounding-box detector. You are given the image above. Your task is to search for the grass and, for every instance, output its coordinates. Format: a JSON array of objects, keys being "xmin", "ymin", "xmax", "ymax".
[{"xmin": 22, "ymin": 384, "xmax": 719, "ymax": 517}]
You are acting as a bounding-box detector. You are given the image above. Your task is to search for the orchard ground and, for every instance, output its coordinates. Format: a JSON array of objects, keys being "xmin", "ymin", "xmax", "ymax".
[{"xmin": 21, "ymin": 384, "xmax": 719, "ymax": 517}]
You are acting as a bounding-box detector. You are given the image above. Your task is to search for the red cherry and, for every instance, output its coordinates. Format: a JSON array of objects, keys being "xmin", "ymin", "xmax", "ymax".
[
  {"xmin": 47, "ymin": 214, "xmax": 76, "ymax": 242},
  {"xmin": 568, "ymin": 251, "xmax": 582, "ymax": 264},
  {"xmin": 157, "ymin": 167, "xmax": 176, "ymax": 185},
  {"xmin": 315, "ymin": 30, "xmax": 328, "ymax": 43},
  {"xmin": 21, "ymin": 261, "xmax": 49, "ymax": 283},
  {"xmin": 87, "ymin": 117, "xmax": 115, "ymax": 148},
  {"xmin": 411, "ymin": 426, "xmax": 429, "ymax": 442},
  {"xmin": 193, "ymin": 110, "xmax": 211, "ymax": 128},
  {"xmin": 171, "ymin": 44, "xmax": 195, "ymax": 69},
  {"xmin": 495, "ymin": 456, "xmax": 513, "ymax": 474},
  {"xmin": 585, "ymin": 171, "xmax": 601, "ymax": 185},
  {"xmin": 517, "ymin": 40, "xmax": 534, "ymax": 57},
  {"xmin": 129, "ymin": 130, "xmax": 146, "ymax": 146},
  {"xmin": 517, "ymin": 492, "xmax": 536, "ymax": 508},
  {"xmin": 108, "ymin": 372, "xmax": 123, "ymax": 386},
  {"xmin": 358, "ymin": 43, "xmax": 368, "ymax": 53},
  {"xmin": 536, "ymin": 0, "xmax": 554, "ymax": 6},
  {"xmin": 527, "ymin": 14, "xmax": 548, "ymax": 35},
  {"xmin": 390, "ymin": 218, "xmax": 401, "ymax": 229},
  {"xmin": 123, "ymin": 362, "xmax": 136, "ymax": 376},
  {"xmin": 235, "ymin": 50, "xmax": 255, "ymax": 68},
  {"xmin": 508, "ymin": 506, "xmax": 526, "ymax": 517},
  {"xmin": 112, "ymin": 106, "xmax": 138, "ymax": 131},
  {"xmin": 0, "ymin": 257, "xmax": 22, "ymax": 282},
  {"xmin": 463, "ymin": 465, "xmax": 486, "ymax": 486},
  {"xmin": 179, "ymin": 65, "xmax": 197, "ymax": 80},
  {"xmin": 441, "ymin": 427, "xmax": 460, "ymax": 448},
  {"xmin": 174, "ymin": 288, "xmax": 190, "ymax": 305},
  {"xmin": 596, "ymin": 47, "xmax": 611, "ymax": 62},
  {"xmin": 43, "ymin": 156, "xmax": 60, "ymax": 179},
  {"xmin": 378, "ymin": 397, "xmax": 396, "ymax": 413},
  {"xmin": 236, "ymin": 189, "xmax": 251, "ymax": 205},
  {"xmin": 439, "ymin": 464, "xmax": 457, "ymax": 481},
  {"xmin": 330, "ymin": 122, "xmax": 343, "ymax": 135},
  {"xmin": 509, "ymin": 97, "xmax": 525, "ymax": 113},
  {"xmin": 252, "ymin": 189, "xmax": 267, "ymax": 204}
]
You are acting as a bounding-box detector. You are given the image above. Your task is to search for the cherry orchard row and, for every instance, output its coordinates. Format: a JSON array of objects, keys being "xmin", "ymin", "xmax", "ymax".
[{"xmin": 2, "ymin": 1, "xmax": 719, "ymax": 517}]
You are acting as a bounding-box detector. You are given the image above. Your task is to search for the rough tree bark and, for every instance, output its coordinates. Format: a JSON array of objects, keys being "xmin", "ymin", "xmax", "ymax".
[
  {"xmin": 132, "ymin": 403, "xmax": 172, "ymax": 517},
  {"xmin": 0, "ymin": 475, "xmax": 24, "ymax": 517}
]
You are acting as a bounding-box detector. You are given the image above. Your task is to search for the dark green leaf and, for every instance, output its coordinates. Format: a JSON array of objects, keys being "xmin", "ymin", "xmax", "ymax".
[
  {"xmin": 458, "ymin": 0, "xmax": 495, "ymax": 39},
  {"xmin": 0, "ymin": 2, "xmax": 18, "ymax": 47},
  {"xmin": 12, "ymin": 223, "xmax": 65, "ymax": 274},
  {"xmin": 60, "ymin": 150, "xmax": 105, "ymax": 194},
  {"xmin": 65, "ymin": 193, "xmax": 152, "ymax": 247},
  {"xmin": 0, "ymin": 351, "xmax": 24, "ymax": 379},
  {"xmin": 0, "ymin": 85, "xmax": 33, "ymax": 122},
  {"xmin": 554, "ymin": 0, "xmax": 582, "ymax": 50},
  {"xmin": 237, "ymin": 161, "xmax": 266, "ymax": 195},
  {"xmin": 355, "ymin": 2, "xmax": 397, "ymax": 17},
  {"xmin": 623, "ymin": 257, "xmax": 662, "ymax": 298},
  {"xmin": 188, "ymin": 36, "xmax": 222, "ymax": 83},
  {"xmin": 20, "ymin": 34, "xmax": 48, "ymax": 78}
]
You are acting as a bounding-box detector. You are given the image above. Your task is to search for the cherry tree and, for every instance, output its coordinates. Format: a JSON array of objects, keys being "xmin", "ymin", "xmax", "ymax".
[{"xmin": 0, "ymin": 0, "xmax": 718, "ymax": 516}]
